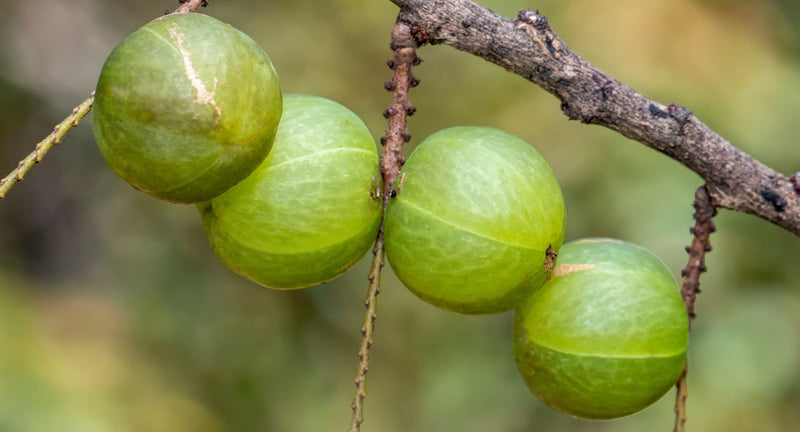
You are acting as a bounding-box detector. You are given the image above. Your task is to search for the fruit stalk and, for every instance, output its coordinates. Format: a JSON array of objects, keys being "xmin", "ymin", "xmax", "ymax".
[
  {"xmin": 347, "ymin": 20, "xmax": 420, "ymax": 432},
  {"xmin": 673, "ymin": 185, "xmax": 717, "ymax": 432},
  {"xmin": 0, "ymin": 94, "xmax": 94, "ymax": 199},
  {"xmin": 680, "ymin": 185, "xmax": 716, "ymax": 320},
  {"xmin": 174, "ymin": 0, "xmax": 208, "ymax": 14},
  {"xmin": 673, "ymin": 365, "xmax": 689, "ymax": 432}
]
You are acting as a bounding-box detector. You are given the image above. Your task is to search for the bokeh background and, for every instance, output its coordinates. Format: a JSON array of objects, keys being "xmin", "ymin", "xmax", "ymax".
[{"xmin": 1, "ymin": 0, "xmax": 800, "ymax": 431}]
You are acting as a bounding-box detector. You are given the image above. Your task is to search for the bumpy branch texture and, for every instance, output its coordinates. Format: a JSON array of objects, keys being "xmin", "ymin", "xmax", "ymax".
[
  {"xmin": 390, "ymin": 0, "xmax": 800, "ymax": 236},
  {"xmin": 348, "ymin": 21, "xmax": 418, "ymax": 432},
  {"xmin": 681, "ymin": 186, "xmax": 716, "ymax": 320},
  {"xmin": 673, "ymin": 185, "xmax": 716, "ymax": 432}
]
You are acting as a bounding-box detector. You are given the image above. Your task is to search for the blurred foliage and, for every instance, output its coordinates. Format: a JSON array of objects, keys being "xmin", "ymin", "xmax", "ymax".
[{"xmin": 1, "ymin": 0, "xmax": 799, "ymax": 431}]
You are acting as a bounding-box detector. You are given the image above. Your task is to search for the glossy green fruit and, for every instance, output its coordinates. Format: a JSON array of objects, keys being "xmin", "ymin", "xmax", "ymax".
[
  {"xmin": 513, "ymin": 238, "xmax": 688, "ymax": 419},
  {"xmin": 198, "ymin": 94, "xmax": 382, "ymax": 289},
  {"xmin": 384, "ymin": 127, "xmax": 566, "ymax": 314},
  {"xmin": 92, "ymin": 13, "xmax": 282, "ymax": 203}
]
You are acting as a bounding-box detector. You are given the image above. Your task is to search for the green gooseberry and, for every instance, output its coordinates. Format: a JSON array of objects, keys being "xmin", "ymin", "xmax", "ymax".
[
  {"xmin": 384, "ymin": 126, "xmax": 566, "ymax": 315},
  {"xmin": 198, "ymin": 94, "xmax": 382, "ymax": 289},
  {"xmin": 92, "ymin": 13, "xmax": 282, "ymax": 203},
  {"xmin": 513, "ymin": 238, "xmax": 689, "ymax": 419}
]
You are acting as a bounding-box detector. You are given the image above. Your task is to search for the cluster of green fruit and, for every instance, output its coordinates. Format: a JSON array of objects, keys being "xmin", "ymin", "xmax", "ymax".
[
  {"xmin": 92, "ymin": 13, "xmax": 382, "ymax": 289},
  {"xmin": 92, "ymin": 13, "xmax": 688, "ymax": 421}
]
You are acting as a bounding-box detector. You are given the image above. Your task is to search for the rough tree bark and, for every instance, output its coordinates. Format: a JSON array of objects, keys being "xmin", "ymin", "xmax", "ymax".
[{"xmin": 389, "ymin": 0, "xmax": 800, "ymax": 237}]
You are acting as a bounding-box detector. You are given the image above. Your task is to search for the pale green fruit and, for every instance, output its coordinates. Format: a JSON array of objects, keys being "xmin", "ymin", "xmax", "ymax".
[
  {"xmin": 198, "ymin": 94, "xmax": 382, "ymax": 289},
  {"xmin": 92, "ymin": 13, "xmax": 282, "ymax": 203},
  {"xmin": 384, "ymin": 126, "xmax": 566, "ymax": 314},
  {"xmin": 513, "ymin": 238, "xmax": 689, "ymax": 419}
]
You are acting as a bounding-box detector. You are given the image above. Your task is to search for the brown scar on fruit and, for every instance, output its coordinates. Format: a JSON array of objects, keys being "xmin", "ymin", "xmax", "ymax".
[
  {"xmin": 167, "ymin": 23, "xmax": 222, "ymax": 121},
  {"xmin": 551, "ymin": 264, "xmax": 595, "ymax": 277}
]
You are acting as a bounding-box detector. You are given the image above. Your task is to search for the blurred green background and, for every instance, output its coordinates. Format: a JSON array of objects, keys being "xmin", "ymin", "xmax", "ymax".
[{"xmin": 1, "ymin": 0, "xmax": 800, "ymax": 431}]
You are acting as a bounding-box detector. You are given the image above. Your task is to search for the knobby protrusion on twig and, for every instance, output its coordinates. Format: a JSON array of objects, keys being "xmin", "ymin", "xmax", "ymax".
[
  {"xmin": 347, "ymin": 19, "xmax": 420, "ymax": 432},
  {"xmin": 514, "ymin": 9, "xmax": 566, "ymax": 58},
  {"xmin": 789, "ymin": 172, "xmax": 800, "ymax": 194},
  {"xmin": 673, "ymin": 185, "xmax": 716, "ymax": 432}
]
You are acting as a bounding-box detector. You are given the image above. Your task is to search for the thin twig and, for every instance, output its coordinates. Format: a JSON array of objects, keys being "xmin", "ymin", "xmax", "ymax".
[
  {"xmin": 673, "ymin": 364, "xmax": 689, "ymax": 432},
  {"xmin": 174, "ymin": 0, "xmax": 209, "ymax": 14},
  {"xmin": 673, "ymin": 185, "xmax": 716, "ymax": 432},
  {"xmin": 347, "ymin": 20, "xmax": 420, "ymax": 432},
  {"xmin": 349, "ymin": 228, "xmax": 385, "ymax": 432},
  {"xmin": 681, "ymin": 185, "xmax": 716, "ymax": 320},
  {"xmin": 0, "ymin": 95, "xmax": 94, "ymax": 199}
]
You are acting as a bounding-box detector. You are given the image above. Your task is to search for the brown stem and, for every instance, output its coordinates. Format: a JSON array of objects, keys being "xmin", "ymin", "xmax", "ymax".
[
  {"xmin": 673, "ymin": 364, "xmax": 689, "ymax": 432},
  {"xmin": 347, "ymin": 20, "xmax": 419, "ymax": 432},
  {"xmin": 388, "ymin": 0, "xmax": 800, "ymax": 237},
  {"xmin": 673, "ymin": 185, "xmax": 716, "ymax": 432},
  {"xmin": 174, "ymin": 0, "xmax": 208, "ymax": 13},
  {"xmin": 681, "ymin": 185, "xmax": 716, "ymax": 320},
  {"xmin": 348, "ymin": 231, "xmax": 384, "ymax": 432},
  {"xmin": 380, "ymin": 21, "xmax": 421, "ymax": 189}
]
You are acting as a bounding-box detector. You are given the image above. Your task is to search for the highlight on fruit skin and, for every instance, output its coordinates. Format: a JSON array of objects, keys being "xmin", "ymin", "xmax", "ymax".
[
  {"xmin": 384, "ymin": 126, "xmax": 567, "ymax": 315},
  {"xmin": 198, "ymin": 94, "xmax": 382, "ymax": 289},
  {"xmin": 513, "ymin": 238, "xmax": 689, "ymax": 420},
  {"xmin": 92, "ymin": 13, "xmax": 282, "ymax": 203}
]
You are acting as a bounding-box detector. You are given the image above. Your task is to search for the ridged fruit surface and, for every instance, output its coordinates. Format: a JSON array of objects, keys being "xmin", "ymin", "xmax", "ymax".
[
  {"xmin": 513, "ymin": 238, "xmax": 688, "ymax": 419},
  {"xmin": 384, "ymin": 126, "xmax": 566, "ymax": 314},
  {"xmin": 92, "ymin": 13, "xmax": 282, "ymax": 203},
  {"xmin": 198, "ymin": 94, "xmax": 381, "ymax": 289}
]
